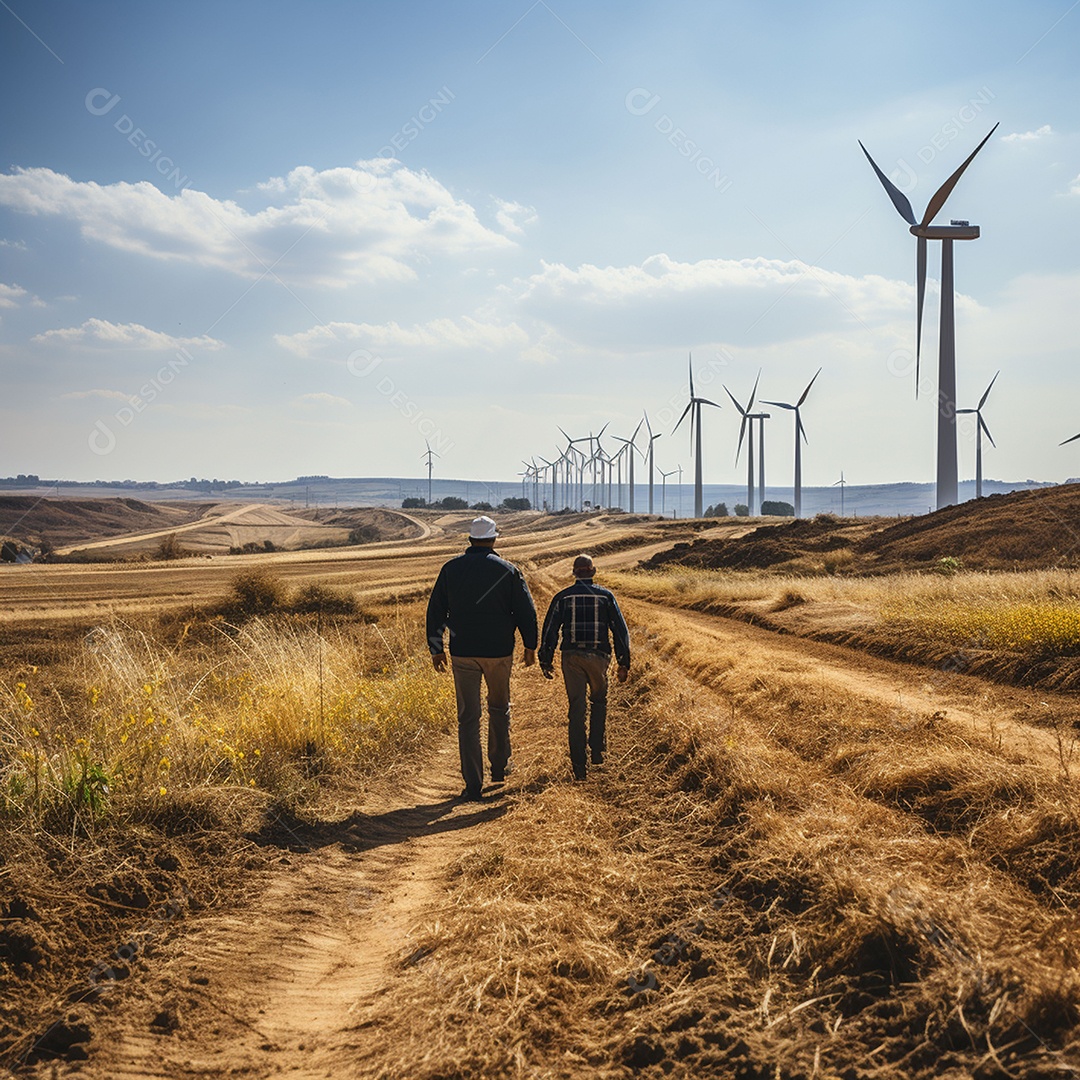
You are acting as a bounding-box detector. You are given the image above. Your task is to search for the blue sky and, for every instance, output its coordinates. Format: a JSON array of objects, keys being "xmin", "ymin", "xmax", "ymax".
[{"xmin": 1, "ymin": 0, "xmax": 1078, "ymax": 486}]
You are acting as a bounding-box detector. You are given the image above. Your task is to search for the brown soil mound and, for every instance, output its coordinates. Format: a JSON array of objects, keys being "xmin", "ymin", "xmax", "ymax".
[
  {"xmin": 642, "ymin": 484, "xmax": 1080, "ymax": 574},
  {"xmin": 0, "ymin": 498, "xmax": 201, "ymax": 548}
]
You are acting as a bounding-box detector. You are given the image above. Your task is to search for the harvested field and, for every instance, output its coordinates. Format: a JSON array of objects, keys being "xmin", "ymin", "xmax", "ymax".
[{"xmin": 2, "ymin": 504, "xmax": 1079, "ymax": 1077}]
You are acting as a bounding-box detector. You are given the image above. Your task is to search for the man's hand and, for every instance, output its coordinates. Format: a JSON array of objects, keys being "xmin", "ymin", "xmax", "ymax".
[
  {"xmin": 432, "ymin": 652, "xmax": 448, "ymax": 673},
  {"xmin": 617, "ymin": 666, "xmax": 629, "ymax": 684},
  {"xmin": 523, "ymin": 647, "xmax": 537, "ymax": 667}
]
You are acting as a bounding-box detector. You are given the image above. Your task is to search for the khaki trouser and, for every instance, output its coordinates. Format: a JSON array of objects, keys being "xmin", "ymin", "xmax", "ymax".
[
  {"xmin": 560, "ymin": 650, "xmax": 609, "ymax": 778},
  {"xmin": 451, "ymin": 655, "xmax": 513, "ymax": 793}
]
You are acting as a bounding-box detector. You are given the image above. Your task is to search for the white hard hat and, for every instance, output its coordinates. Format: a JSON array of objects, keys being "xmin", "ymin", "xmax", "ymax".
[{"xmin": 469, "ymin": 515, "xmax": 498, "ymax": 539}]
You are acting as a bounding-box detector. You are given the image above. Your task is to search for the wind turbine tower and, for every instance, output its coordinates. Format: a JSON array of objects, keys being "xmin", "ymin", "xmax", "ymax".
[
  {"xmin": 860, "ymin": 123, "xmax": 998, "ymax": 510},
  {"xmin": 725, "ymin": 372, "xmax": 762, "ymax": 516},
  {"xmin": 643, "ymin": 412, "xmax": 662, "ymax": 514},
  {"xmin": 613, "ymin": 419, "xmax": 644, "ymax": 512},
  {"xmin": 673, "ymin": 354, "xmax": 721, "ymax": 518},
  {"xmin": 956, "ymin": 371, "xmax": 998, "ymax": 500},
  {"xmin": 764, "ymin": 368, "xmax": 821, "ymax": 518},
  {"xmin": 422, "ymin": 440, "xmax": 440, "ymax": 505}
]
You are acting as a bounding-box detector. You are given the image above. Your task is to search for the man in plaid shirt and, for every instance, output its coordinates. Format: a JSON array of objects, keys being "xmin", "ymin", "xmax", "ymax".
[{"xmin": 538, "ymin": 554, "xmax": 630, "ymax": 780}]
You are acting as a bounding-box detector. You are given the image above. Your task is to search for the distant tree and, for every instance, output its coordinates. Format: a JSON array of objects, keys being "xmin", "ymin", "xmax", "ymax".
[
  {"xmin": 471, "ymin": 501, "xmax": 494, "ymax": 511},
  {"xmin": 704, "ymin": 503, "xmax": 729, "ymax": 518},
  {"xmin": 156, "ymin": 533, "xmax": 188, "ymax": 560},
  {"xmin": 761, "ymin": 500, "xmax": 795, "ymax": 517},
  {"xmin": 436, "ymin": 496, "xmax": 468, "ymax": 510},
  {"xmin": 500, "ymin": 497, "xmax": 531, "ymax": 511},
  {"xmin": 401, "ymin": 497, "xmax": 427, "ymax": 509},
  {"xmin": 734, "ymin": 503, "xmax": 750, "ymax": 517},
  {"xmin": 0, "ymin": 541, "xmax": 20, "ymax": 563}
]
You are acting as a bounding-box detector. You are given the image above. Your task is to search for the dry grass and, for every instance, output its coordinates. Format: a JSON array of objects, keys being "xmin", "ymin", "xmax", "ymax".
[{"xmin": 353, "ymin": 608, "xmax": 1080, "ymax": 1078}]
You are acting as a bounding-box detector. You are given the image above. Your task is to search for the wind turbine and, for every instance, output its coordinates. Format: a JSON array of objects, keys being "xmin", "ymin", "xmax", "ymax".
[
  {"xmin": 643, "ymin": 412, "xmax": 662, "ymax": 514},
  {"xmin": 673, "ymin": 354, "xmax": 721, "ymax": 518},
  {"xmin": 860, "ymin": 123, "xmax": 998, "ymax": 510},
  {"xmin": 421, "ymin": 440, "xmax": 440, "ymax": 505},
  {"xmin": 659, "ymin": 467, "xmax": 677, "ymax": 516},
  {"xmin": 763, "ymin": 368, "xmax": 822, "ymax": 518},
  {"xmin": 725, "ymin": 372, "xmax": 766, "ymax": 516},
  {"xmin": 612, "ymin": 419, "xmax": 644, "ymax": 512},
  {"xmin": 956, "ymin": 371, "xmax": 999, "ymax": 500},
  {"xmin": 559, "ymin": 427, "xmax": 591, "ymax": 511},
  {"xmin": 833, "ymin": 471, "xmax": 846, "ymax": 516}
]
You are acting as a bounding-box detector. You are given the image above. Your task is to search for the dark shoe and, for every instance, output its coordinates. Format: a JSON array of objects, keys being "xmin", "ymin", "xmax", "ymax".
[
  {"xmin": 590, "ymin": 752, "xmax": 604, "ymax": 765},
  {"xmin": 491, "ymin": 762, "xmax": 512, "ymax": 783},
  {"xmin": 573, "ymin": 770, "xmax": 587, "ymax": 782},
  {"xmin": 457, "ymin": 787, "xmax": 484, "ymax": 803}
]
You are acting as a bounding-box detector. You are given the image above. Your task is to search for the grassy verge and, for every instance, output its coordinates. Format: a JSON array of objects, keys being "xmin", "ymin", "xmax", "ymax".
[{"xmin": 0, "ymin": 577, "xmax": 450, "ymax": 1069}]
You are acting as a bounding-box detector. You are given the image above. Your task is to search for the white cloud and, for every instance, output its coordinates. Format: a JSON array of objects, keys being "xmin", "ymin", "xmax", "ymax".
[
  {"xmin": 1070, "ymin": 174, "xmax": 1080, "ymax": 196},
  {"xmin": 1002, "ymin": 125, "xmax": 1053, "ymax": 142},
  {"xmin": 0, "ymin": 282, "xmax": 28, "ymax": 309},
  {"xmin": 277, "ymin": 315, "xmax": 530, "ymax": 360},
  {"xmin": 32, "ymin": 318, "xmax": 225, "ymax": 351},
  {"xmin": 295, "ymin": 392, "xmax": 352, "ymax": 408},
  {"xmin": 0, "ymin": 239, "xmax": 28, "ymax": 251},
  {"xmin": 514, "ymin": 253, "xmax": 913, "ymax": 349},
  {"xmin": 0, "ymin": 161, "xmax": 515, "ymax": 287},
  {"xmin": 494, "ymin": 198, "xmax": 538, "ymax": 236}
]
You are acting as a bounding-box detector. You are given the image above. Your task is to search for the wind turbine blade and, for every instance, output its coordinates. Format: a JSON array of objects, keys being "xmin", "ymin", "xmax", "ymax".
[
  {"xmin": 748, "ymin": 370, "xmax": 761, "ymax": 411},
  {"xmin": 915, "ymin": 235, "xmax": 927, "ymax": 393},
  {"xmin": 980, "ymin": 414, "xmax": 996, "ymax": 448},
  {"xmin": 688, "ymin": 353, "xmax": 695, "ymax": 399},
  {"xmin": 1061, "ymin": 432, "xmax": 1080, "ymax": 447},
  {"xmin": 979, "ymin": 370, "xmax": 1000, "ymax": 410},
  {"xmin": 920, "ymin": 122, "xmax": 999, "ymax": 227},
  {"xmin": 735, "ymin": 415, "xmax": 748, "ymax": 463},
  {"xmin": 597, "ymin": 421, "xmax": 609, "ymax": 439},
  {"xmin": 797, "ymin": 412, "xmax": 808, "ymax": 444},
  {"xmin": 631, "ymin": 417, "xmax": 644, "ymax": 441},
  {"xmin": 761, "ymin": 400, "xmax": 795, "ymax": 410},
  {"xmin": 797, "ymin": 367, "xmax": 822, "ymax": 407},
  {"xmin": 644, "ymin": 411, "xmax": 653, "ymax": 438},
  {"xmin": 673, "ymin": 401, "xmax": 693, "ymax": 433},
  {"xmin": 858, "ymin": 141, "xmax": 918, "ymax": 225},
  {"xmin": 698, "ymin": 398, "xmax": 722, "ymax": 409},
  {"xmin": 724, "ymin": 386, "xmax": 746, "ymax": 415}
]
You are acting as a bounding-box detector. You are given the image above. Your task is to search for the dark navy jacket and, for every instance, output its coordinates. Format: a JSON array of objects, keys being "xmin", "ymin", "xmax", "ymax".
[
  {"xmin": 426, "ymin": 545, "xmax": 538, "ymax": 658},
  {"xmin": 538, "ymin": 578, "xmax": 630, "ymax": 670}
]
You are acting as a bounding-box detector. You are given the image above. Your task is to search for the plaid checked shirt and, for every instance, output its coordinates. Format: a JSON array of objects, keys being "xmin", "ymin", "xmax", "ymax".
[{"xmin": 538, "ymin": 578, "xmax": 630, "ymax": 670}]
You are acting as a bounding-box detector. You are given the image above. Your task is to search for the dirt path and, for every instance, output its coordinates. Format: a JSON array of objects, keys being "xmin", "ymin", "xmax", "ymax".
[
  {"xmin": 625, "ymin": 597, "xmax": 1078, "ymax": 773},
  {"xmin": 68, "ymin": 737, "xmax": 509, "ymax": 1080}
]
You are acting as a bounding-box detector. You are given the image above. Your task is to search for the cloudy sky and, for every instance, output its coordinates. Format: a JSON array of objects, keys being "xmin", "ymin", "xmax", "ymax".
[{"xmin": 1, "ymin": 0, "xmax": 1078, "ymax": 487}]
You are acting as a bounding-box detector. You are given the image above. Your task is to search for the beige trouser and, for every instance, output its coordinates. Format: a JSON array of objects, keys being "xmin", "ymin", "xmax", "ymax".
[
  {"xmin": 560, "ymin": 650, "xmax": 609, "ymax": 778},
  {"xmin": 451, "ymin": 655, "xmax": 513, "ymax": 792}
]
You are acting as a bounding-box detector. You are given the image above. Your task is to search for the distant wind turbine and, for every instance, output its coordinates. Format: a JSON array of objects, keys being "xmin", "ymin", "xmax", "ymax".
[
  {"xmin": 725, "ymin": 371, "xmax": 767, "ymax": 516},
  {"xmin": 860, "ymin": 123, "xmax": 998, "ymax": 510},
  {"xmin": 422, "ymin": 440, "xmax": 440, "ymax": 505},
  {"xmin": 833, "ymin": 471, "xmax": 846, "ymax": 517},
  {"xmin": 643, "ymin": 412, "xmax": 662, "ymax": 514},
  {"xmin": 956, "ymin": 371, "xmax": 998, "ymax": 500},
  {"xmin": 613, "ymin": 419, "xmax": 644, "ymax": 513},
  {"xmin": 763, "ymin": 368, "xmax": 822, "ymax": 518},
  {"xmin": 659, "ymin": 467, "xmax": 677, "ymax": 516},
  {"xmin": 673, "ymin": 354, "xmax": 721, "ymax": 518}
]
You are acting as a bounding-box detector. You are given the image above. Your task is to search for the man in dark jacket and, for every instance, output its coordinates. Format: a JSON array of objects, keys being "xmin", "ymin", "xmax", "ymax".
[
  {"xmin": 427, "ymin": 516, "xmax": 538, "ymax": 801},
  {"xmin": 538, "ymin": 554, "xmax": 630, "ymax": 781}
]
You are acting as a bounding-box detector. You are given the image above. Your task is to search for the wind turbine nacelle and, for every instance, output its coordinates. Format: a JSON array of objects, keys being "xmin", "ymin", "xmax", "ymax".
[{"xmin": 910, "ymin": 223, "xmax": 980, "ymax": 240}]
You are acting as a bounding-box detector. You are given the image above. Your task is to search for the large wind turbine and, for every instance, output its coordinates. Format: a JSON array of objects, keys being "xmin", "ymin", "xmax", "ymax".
[
  {"xmin": 956, "ymin": 371, "xmax": 999, "ymax": 500},
  {"xmin": 725, "ymin": 372, "xmax": 764, "ymax": 516},
  {"xmin": 643, "ymin": 412, "xmax": 662, "ymax": 514},
  {"xmin": 612, "ymin": 419, "xmax": 644, "ymax": 512},
  {"xmin": 673, "ymin": 355, "xmax": 721, "ymax": 518},
  {"xmin": 860, "ymin": 123, "xmax": 998, "ymax": 510},
  {"xmin": 763, "ymin": 368, "xmax": 822, "ymax": 518}
]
